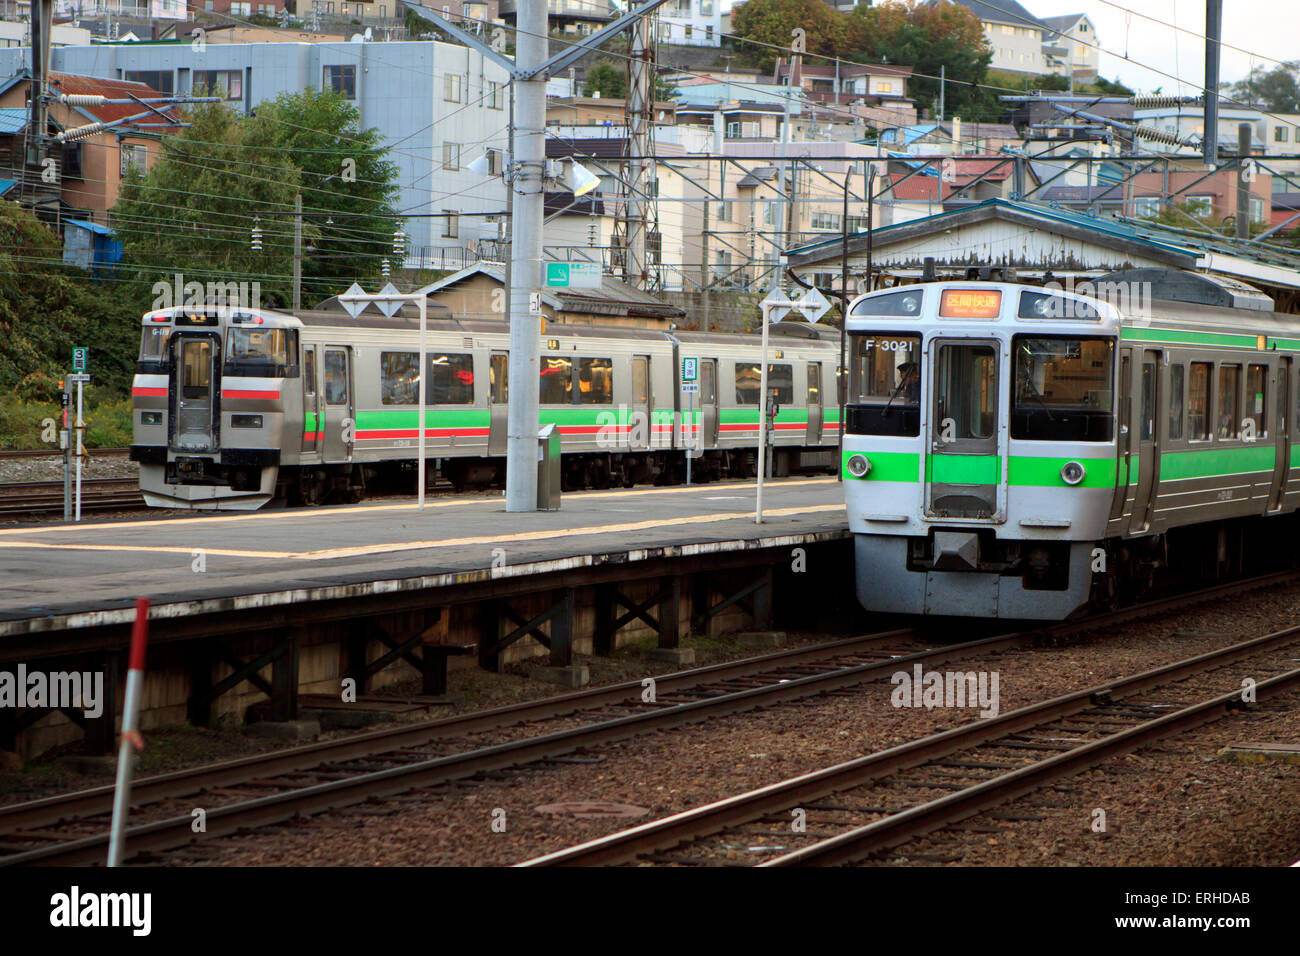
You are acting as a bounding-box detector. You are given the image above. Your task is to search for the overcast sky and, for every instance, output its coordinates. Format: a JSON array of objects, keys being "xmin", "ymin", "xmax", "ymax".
[{"xmin": 1028, "ymin": 0, "xmax": 1299, "ymax": 94}]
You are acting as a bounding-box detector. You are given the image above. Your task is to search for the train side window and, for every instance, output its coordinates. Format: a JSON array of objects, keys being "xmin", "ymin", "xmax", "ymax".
[
  {"xmin": 303, "ymin": 349, "xmax": 316, "ymax": 397},
  {"xmin": 631, "ymin": 357, "xmax": 649, "ymax": 405},
  {"xmin": 1246, "ymin": 364, "xmax": 1267, "ymax": 438},
  {"xmin": 427, "ymin": 353, "xmax": 474, "ymax": 405},
  {"xmin": 380, "ymin": 351, "xmax": 418, "ymax": 405},
  {"xmin": 1139, "ymin": 361, "xmax": 1155, "ymax": 442},
  {"xmin": 1187, "ymin": 363, "xmax": 1211, "ymax": 440},
  {"xmin": 576, "ymin": 357, "xmax": 613, "ymax": 404},
  {"xmin": 1217, "ymin": 365, "xmax": 1241, "ymax": 438},
  {"xmin": 1167, "ymin": 364, "xmax": 1183, "ymax": 440},
  {"xmin": 700, "ymin": 360, "xmax": 716, "ymax": 404},
  {"xmin": 768, "ymin": 364, "xmax": 794, "ymax": 404},
  {"xmin": 539, "ymin": 356, "xmax": 571, "ymax": 404},
  {"xmin": 324, "ymin": 350, "xmax": 349, "ymax": 405},
  {"xmin": 735, "ymin": 362, "xmax": 760, "ymax": 404},
  {"xmin": 490, "ymin": 354, "xmax": 508, "ymax": 404},
  {"xmin": 807, "ymin": 363, "xmax": 821, "ymax": 405}
]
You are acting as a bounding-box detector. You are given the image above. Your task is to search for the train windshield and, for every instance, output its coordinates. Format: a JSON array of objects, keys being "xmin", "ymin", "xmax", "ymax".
[
  {"xmin": 846, "ymin": 333, "xmax": 922, "ymax": 436},
  {"xmin": 226, "ymin": 327, "xmax": 297, "ymax": 376},
  {"xmin": 1011, "ymin": 336, "xmax": 1115, "ymax": 441},
  {"xmin": 139, "ymin": 326, "xmax": 171, "ymax": 362}
]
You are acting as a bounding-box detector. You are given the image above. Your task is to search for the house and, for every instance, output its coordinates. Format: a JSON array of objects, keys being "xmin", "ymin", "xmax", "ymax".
[
  {"xmin": 0, "ymin": 72, "xmax": 180, "ymax": 226},
  {"xmin": 787, "ymin": 197, "xmax": 1300, "ymax": 303},
  {"xmin": 876, "ymin": 155, "xmax": 1020, "ymax": 223},
  {"xmin": 941, "ymin": 0, "xmax": 1049, "ymax": 75},
  {"xmin": 498, "ymin": 0, "xmax": 612, "ymax": 37},
  {"xmin": 658, "ymin": 0, "xmax": 724, "ymax": 47},
  {"xmin": 0, "ymin": 39, "xmax": 511, "ymax": 261},
  {"xmin": 1039, "ymin": 13, "xmax": 1099, "ymax": 81},
  {"xmin": 62, "ymin": 219, "xmax": 123, "ymax": 279},
  {"xmin": 417, "ymin": 263, "xmax": 687, "ymax": 329}
]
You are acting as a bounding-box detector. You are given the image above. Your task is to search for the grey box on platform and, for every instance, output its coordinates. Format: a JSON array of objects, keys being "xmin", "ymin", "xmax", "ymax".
[{"xmin": 537, "ymin": 423, "xmax": 561, "ymax": 510}]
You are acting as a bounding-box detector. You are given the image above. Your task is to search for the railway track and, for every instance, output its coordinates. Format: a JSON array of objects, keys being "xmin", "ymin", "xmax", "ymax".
[
  {"xmin": 2, "ymin": 570, "xmax": 1295, "ymax": 866},
  {"xmin": 0, "ymin": 448, "xmax": 129, "ymax": 460},
  {"xmin": 0, "ymin": 477, "xmax": 143, "ymax": 516},
  {"xmin": 521, "ymin": 626, "xmax": 1300, "ymax": 867}
]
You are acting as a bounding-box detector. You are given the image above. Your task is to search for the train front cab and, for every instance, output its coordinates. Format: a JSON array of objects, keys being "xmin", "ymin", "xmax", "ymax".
[
  {"xmin": 843, "ymin": 283, "xmax": 1120, "ymax": 619},
  {"xmin": 132, "ymin": 308, "xmax": 289, "ymax": 510}
]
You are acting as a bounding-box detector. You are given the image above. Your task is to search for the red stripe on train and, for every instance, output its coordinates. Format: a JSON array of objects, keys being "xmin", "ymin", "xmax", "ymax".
[
  {"xmin": 132, "ymin": 387, "xmax": 168, "ymax": 397},
  {"xmin": 222, "ymin": 389, "xmax": 281, "ymax": 400}
]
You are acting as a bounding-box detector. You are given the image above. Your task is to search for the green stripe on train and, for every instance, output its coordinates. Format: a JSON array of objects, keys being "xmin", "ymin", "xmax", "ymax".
[
  {"xmin": 841, "ymin": 449, "xmax": 921, "ymax": 481},
  {"xmin": 720, "ymin": 408, "xmax": 811, "ymax": 425},
  {"xmin": 1121, "ymin": 328, "xmax": 1259, "ymax": 348},
  {"xmin": 1158, "ymin": 444, "xmax": 1276, "ymax": 479},
  {"xmin": 925, "ymin": 454, "xmax": 1000, "ymax": 485},
  {"xmin": 355, "ymin": 408, "xmax": 490, "ymax": 429},
  {"xmin": 1008, "ymin": 456, "xmax": 1116, "ymax": 488}
]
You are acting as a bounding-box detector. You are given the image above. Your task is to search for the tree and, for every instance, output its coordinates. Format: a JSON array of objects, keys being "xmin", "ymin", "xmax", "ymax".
[
  {"xmin": 853, "ymin": 0, "xmax": 998, "ymax": 122},
  {"xmin": 113, "ymin": 102, "xmax": 301, "ymax": 307},
  {"xmin": 113, "ymin": 91, "xmax": 403, "ymax": 309},
  {"xmin": 247, "ymin": 88, "xmax": 402, "ymax": 305},
  {"xmin": 730, "ymin": 0, "xmax": 867, "ymax": 72},
  {"xmin": 583, "ymin": 59, "xmax": 627, "ymax": 98},
  {"xmin": 1226, "ymin": 61, "xmax": 1300, "ymax": 113},
  {"xmin": 0, "ymin": 203, "xmax": 142, "ymax": 394}
]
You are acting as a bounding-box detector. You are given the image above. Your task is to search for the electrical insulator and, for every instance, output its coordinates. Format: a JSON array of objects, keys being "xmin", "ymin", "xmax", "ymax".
[
  {"xmin": 1133, "ymin": 124, "xmax": 1195, "ymax": 148},
  {"xmin": 59, "ymin": 94, "xmax": 108, "ymax": 107},
  {"xmin": 1131, "ymin": 95, "xmax": 1203, "ymax": 109},
  {"xmin": 393, "ymin": 227, "xmax": 406, "ymax": 256},
  {"xmin": 250, "ymin": 218, "xmax": 262, "ymax": 252},
  {"xmin": 381, "ymin": 259, "xmax": 391, "ymax": 278},
  {"xmin": 587, "ymin": 219, "xmax": 597, "ymax": 246}
]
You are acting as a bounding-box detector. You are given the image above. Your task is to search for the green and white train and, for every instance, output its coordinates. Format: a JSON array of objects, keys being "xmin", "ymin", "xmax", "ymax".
[
  {"xmin": 843, "ymin": 268, "xmax": 1300, "ymax": 619},
  {"xmin": 130, "ymin": 297, "xmax": 841, "ymax": 509}
]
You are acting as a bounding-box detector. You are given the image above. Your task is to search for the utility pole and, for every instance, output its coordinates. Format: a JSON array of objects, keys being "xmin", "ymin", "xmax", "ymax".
[
  {"xmin": 1204, "ymin": 0, "xmax": 1222, "ymax": 167},
  {"xmin": 405, "ymin": 0, "xmax": 676, "ymax": 511},
  {"xmin": 938, "ymin": 64, "xmax": 945, "ymax": 123},
  {"xmin": 622, "ymin": 10, "xmax": 655, "ymax": 289},
  {"xmin": 26, "ymin": 0, "xmax": 52, "ymax": 190},
  {"xmin": 292, "ymin": 192, "xmax": 303, "ymax": 311},
  {"xmin": 503, "ymin": 0, "xmax": 548, "ymax": 512},
  {"xmin": 1236, "ymin": 122, "xmax": 1252, "ymax": 239}
]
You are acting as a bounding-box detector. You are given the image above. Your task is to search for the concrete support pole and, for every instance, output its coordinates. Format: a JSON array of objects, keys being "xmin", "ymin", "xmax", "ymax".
[
  {"xmin": 504, "ymin": 0, "xmax": 548, "ymax": 512},
  {"xmin": 1237, "ymin": 122, "xmax": 1252, "ymax": 239},
  {"xmin": 1204, "ymin": 0, "xmax": 1222, "ymax": 167}
]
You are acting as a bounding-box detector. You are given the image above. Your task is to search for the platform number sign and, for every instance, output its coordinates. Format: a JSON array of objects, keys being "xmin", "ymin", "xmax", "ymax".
[
  {"xmin": 72, "ymin": 347, "xmax": 87, "ymax": 372},
  {"xmin": 682, "ymin": 357, "xmax": 698, "ymax": 382}
]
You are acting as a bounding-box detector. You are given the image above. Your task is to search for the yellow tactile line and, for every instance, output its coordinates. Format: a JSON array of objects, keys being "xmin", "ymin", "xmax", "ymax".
[
  {"xmin": 0, "ymin": 504, "xmax": 846, "ymax": 562},
  {"xmin": 0, "ymin": 477, "xmax": 836, "ymax": 537}
]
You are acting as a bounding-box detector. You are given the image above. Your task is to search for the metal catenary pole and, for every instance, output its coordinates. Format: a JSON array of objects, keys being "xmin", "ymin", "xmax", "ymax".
[
  {"xmin": 74, "ymin": 377, "xmax": 83, "ymax": 522},
  {"xmin": 504, "ymin": 0, "xmax": 547, "ymax": 512}
]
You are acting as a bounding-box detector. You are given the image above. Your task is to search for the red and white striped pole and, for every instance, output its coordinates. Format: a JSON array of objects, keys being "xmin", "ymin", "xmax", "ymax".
[{"xmin": 107, "ymin": 598, "xmax": 150, "ymax": 867}]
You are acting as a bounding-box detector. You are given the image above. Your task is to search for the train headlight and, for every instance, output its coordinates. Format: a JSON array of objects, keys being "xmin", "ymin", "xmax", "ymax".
[
  {"xmin": 846, "ymin": 454, "xmax": 871, "ymax": 478},
  {"xmin": 1060, "ymin": 461, "xmax": 1086, "ymax": 486}
]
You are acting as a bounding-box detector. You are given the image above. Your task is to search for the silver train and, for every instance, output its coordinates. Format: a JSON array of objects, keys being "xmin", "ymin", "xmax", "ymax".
[
  {"xmin": 842, "ymin": 268, "xmax": 1300, "ymax": 619},
  {"xmin": 130, "ymin": 297, "xmax": 842, "ymax": 509}
]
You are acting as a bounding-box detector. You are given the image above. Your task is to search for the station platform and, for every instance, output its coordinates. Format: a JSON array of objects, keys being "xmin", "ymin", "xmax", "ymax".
[
  {"xmin": 0, "ymin": 477, "xmax": 845, "ymax": 633},
  {"xmin": 0, "ymin": 477, "xmax": 851, "ymax": 758}
]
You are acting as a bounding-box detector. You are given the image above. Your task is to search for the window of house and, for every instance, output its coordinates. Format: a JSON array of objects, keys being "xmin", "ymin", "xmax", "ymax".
[
  {"xmin": 1186, "ymin": 195, "xmax": 1215, "ymax": 217},
  {"xmin": 120, "ymin": 142, "xmax": 147, "ymax": 177},
  {"xmin": 125, "ymin": 70, "xmax": 174, "ymax": 95},
  {"xmin": 488, "ymin": 81, "xmax": 504, "ymax": 109},
  {"xmin": 715, "ymin": 200, "xmax": 730, "ymax": 221},
  {"xmin": 1276, "ymin": 127, "xmax": 1289, "ymax": 143},
  {"xmin": 1134, "ymin": 196, "xmax": 1161, "ymax": 217},
  {"xmin": 706, "ymin": 26, "xmax": 714, "ymax": 42},
  {"xmin": 230, "ymin": 1, "xmax": 250, "ymax": 15},
  {"xmin": 443, "ymin": 142, "xmax": 460, "ymax": 170},
  {"xmin": 324, "ymin": 65, "xmax": 356, "ymax": 100},
  {"xmin": 193, "ymin": 70, "xmax": 243, "ymax": 101},
  {"xmin": 700, "ymin": 0, "xmax": 713, "ymax": 13},
  {"xmin": 442, "ymin": 210, "xmax": 459, "ymax": 238},
  {"xmin": 444, "ymin": 73, "xmax": 462, "ymax": 103}
]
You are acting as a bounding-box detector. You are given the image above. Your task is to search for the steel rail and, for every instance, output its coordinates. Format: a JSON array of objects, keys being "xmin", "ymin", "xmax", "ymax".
[{"xmin": 521, "ymin": 620, "xmax": 1300, "ymax": 866}]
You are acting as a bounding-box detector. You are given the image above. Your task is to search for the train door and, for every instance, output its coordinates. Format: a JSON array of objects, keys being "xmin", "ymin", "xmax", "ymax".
[
  {"xmin": 805, "ymin": 362, "xmax": 824, "ymax": 444},
  {"xmin": 488, "ymin": 351, "xmax": 508, "ymax": 456},
  {"xmin": 631, "ymin": 355, "xmax": 651, "ymax": 450},
  {"xmin": 321, "ymin": 346, "xmax": 354, "ymax": 463},
  {"xmin": 699, "ymin": 359, "xmax": 719, "ymax": 448},
  {"xmin": 1269, "ymin": 357, "xmax": 1291, "ymax": 511},
  {"xmin": 1109, "ymin": 352, "xmax": 1133, "ymax": 522},
  {"xmin": 1129, "ymin": 350, "xmax": 1160, "ymax": 533},
  {"xmin": 172, "ymin": 333, "xmax": 218, "ymax": 451},
  {"xmin": 301, "ymin": 346, "xmax": 321, "ymax": 461},
  {"xmin": 926, "ymin": 339, "xmax": 1001, "ymax": 519}
]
